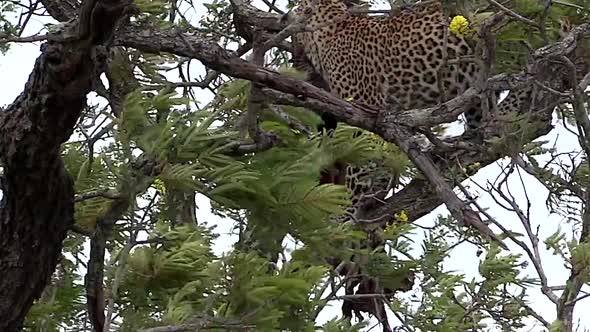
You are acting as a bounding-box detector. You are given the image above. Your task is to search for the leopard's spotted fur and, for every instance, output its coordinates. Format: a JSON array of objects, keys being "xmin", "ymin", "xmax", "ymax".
[{"xmin": 288, "ymin": 0, "xmax": 487, "ymax": 127}]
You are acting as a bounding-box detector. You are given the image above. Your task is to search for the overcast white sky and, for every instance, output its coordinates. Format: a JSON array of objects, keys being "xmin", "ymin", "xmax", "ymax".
[{"xmin": 1, "ymin": 1, "xmax": 589, "ymax": 331}]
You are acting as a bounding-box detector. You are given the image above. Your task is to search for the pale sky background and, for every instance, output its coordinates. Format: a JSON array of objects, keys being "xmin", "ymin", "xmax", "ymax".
[{"xmin": 1, "ymin": 0, "xmax": 589, "ymax": 331}]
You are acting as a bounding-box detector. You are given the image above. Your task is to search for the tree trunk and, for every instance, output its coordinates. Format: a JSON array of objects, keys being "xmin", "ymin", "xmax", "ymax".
[
  {"xmin": 0, "ymin": 0, "xmax": 135, "ymax": 329},
  {"xmin": 0, "ymin": 44, "xmax": 92, "ymax": 330}
]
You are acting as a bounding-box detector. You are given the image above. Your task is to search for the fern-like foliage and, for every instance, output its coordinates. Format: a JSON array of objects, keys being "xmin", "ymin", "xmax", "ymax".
[{"xmin": 117, "ymin": 222, "xmax": 218, "ymax": 330}]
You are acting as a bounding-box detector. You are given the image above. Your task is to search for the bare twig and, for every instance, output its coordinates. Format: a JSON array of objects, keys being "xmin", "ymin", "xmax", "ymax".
[
  {"xmin": 103, "ymin": 192, "xmax": 159, "ymax": 331},
  {"xmin": 458, "ymin": 179, "xmax": 560, "ymax": 306},
  {"xmin": 75, "ymin": 189, "xmax": 121, "ymax": 202},
  {"xmin": 0, "ymin": 32, "xmax": 47, "ymax": 44},
  {"xmin": 487, "ymin": 0, "xmax": 539, "ymax": 28}
]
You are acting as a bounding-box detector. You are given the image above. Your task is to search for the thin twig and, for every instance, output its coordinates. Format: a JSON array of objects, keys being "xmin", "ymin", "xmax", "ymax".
[{"xmin": 487, "ymin": 0, "xmax": 539, "ymax": 28}]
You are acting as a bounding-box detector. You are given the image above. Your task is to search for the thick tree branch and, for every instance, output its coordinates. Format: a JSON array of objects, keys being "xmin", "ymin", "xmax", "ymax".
[
  {"xmin": 229, "ymin": 0, "xmax": 284, "ymax": 33},
  {"xmin": 85, "ymin": 166, "xmax": 154, "ymax": 332},
  {"xmin": 117, "ymin": 20, "xmax": 590, "ymax": 130},
  {"xmin": 385, "ymin": 125, "xmax": 507, "ymax": 247},
  {"xmin": 117, "ymin": 21, "xmax": 379, "ymax": 128},
  {"xmin": 114, "ymin": 21, "xmax": 590, "ymax": 242}
]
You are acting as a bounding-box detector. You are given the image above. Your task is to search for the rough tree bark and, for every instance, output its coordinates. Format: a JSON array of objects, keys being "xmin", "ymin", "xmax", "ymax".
[{"xmin": 0, "ymin": 0, "xmax": 135, "ymax": 330}]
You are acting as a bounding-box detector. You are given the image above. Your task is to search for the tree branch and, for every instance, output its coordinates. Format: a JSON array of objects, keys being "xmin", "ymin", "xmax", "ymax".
[{"xmin": 114, "ymin": 21, "xmax": 590, "ymax": 243}]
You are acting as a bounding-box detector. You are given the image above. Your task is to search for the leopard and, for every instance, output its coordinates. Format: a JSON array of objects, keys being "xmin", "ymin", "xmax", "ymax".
[
  {"xmin": 281, "ymin": 0, "xmax": 537, "ymax": 329},
  {"xmin": 284, "ymin": 0, "xmax": 540, "ymax": 224},
  {"xmin": 289, "ymin": 0, "xmax": 476, "ymax": 126},
  {"xmin": 284, "ymin": 0, "xmax": 537, "ymax": 230}
]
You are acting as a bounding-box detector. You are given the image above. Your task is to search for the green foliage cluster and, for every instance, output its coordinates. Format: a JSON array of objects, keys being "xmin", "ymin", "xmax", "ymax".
[
  {"xmin": 22, "ymin": 255, "xmax": 86, "ymax": 331},
  {"xmin": 116, "ymin": 222, "xmax": 219, "ymax": 329},
  {"xmin": 25, "ymin": 62, "xmax": 405, "ymax": 330},
  {"xmin": 108, "ymin": 220, "xmax": 370, "ymax": 331}
]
